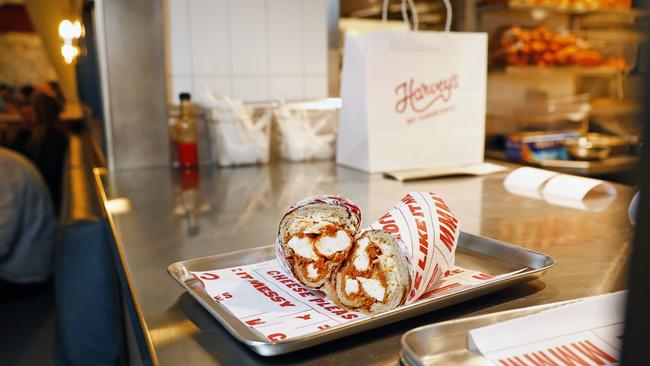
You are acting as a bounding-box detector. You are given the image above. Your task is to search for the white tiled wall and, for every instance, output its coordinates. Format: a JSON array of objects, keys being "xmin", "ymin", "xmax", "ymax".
[{"xmin": 165, "ymin": 0, "xmax": 328, "ymax": 104}]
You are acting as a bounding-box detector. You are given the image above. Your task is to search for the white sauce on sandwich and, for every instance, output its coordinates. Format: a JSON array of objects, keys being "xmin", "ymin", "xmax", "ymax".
[
  {"xmin": 345, "ymin": 277, "xmax": 360, "ymax": 294},
  {"xmin": 315, "ymin": 230, "xmax": 351, "ymax": 257},
  {"xmin": 353, "ymin": 237, "xmax": 371, "ymax": 271},
  {"xmin": 302, "ymin": 220, "xmax": 330, "ymax": 234},
  {"xmin": 358, "ymin": 277, "xmax": 386, "ymax": 302},
  {"xmin": 306, "ymin": 263, "xmax": 320, "ymax": 279},
  {"xmin": 287, "ymin": 236, "xmax": 318, "ymax": 260}
]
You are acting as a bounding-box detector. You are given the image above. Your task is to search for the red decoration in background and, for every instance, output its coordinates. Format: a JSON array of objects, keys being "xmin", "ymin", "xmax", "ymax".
[{"xmin": 0, "ymin": 5, "xmax": 35, "ymax": 33}]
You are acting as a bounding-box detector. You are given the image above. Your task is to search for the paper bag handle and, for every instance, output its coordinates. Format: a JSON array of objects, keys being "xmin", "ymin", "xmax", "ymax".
[
  {"xmin": 402, "ymin": 0, "xmax": 420, "ymax": 31},
  {"xmin": 382, "ymin": 0, "xmax": 452, "ymax": 32}
]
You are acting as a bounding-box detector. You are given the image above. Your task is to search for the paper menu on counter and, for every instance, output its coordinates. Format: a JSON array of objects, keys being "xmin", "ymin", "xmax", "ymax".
[
  {"xmin": 384, "ymin": 162, "xmax": 507, "ymax": 182},
  {"xmin": 469, "ymin": 291, "xmax": 626, "ymax": 366},
  {"xmin": 190, "ymin": 260, "xmax": 523, "ymax": 343}
]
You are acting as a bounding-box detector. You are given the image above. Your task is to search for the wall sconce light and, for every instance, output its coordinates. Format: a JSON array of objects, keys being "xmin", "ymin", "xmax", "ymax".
[{"xmin": 59, "ymin": 19, "xmax": 83, "ymax": 64}]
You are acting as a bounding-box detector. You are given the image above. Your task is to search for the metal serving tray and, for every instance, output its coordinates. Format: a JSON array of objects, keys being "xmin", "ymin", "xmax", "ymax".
[
  {"xmin": 400, "ymin": 300, "xmax": 575, "ymax": 366},
  {"xmin": 168, "ymin": 232, "xmax": 554, "ymax": 356}
]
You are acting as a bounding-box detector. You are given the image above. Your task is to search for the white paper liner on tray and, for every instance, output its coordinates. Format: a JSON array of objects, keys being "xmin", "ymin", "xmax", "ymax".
[
  {"xmin": 190, "ymin": 260, "xmax": 523, "ymax": 343},
  {"xmin": 187, "ymin": 192, "xmax": 467, "ymax": 342},
  {"xmin": 367, "ymin": 192, "xmax": 460, "ymax": 304}
]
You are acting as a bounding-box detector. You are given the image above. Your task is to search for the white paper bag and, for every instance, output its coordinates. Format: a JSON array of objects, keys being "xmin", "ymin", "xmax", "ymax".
[{"xmin": 337, "ymin": 0, "xmax": 487, "ymax": 173}]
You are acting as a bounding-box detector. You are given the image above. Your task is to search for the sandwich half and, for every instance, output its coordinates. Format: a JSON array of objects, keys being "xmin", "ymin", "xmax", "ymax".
[
  {"xmin": 327, "ymin": 229, "xmax": 410, "ymax": 314},
  {"xmin": 278, "ymin": 198, "xmax": 360, "ymax": 289}
]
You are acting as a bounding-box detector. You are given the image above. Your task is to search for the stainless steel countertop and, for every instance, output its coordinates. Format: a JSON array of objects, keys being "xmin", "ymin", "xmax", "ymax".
[{"xmin": 95, "ymin": 161, "xmax": 634, "ymax": 365}]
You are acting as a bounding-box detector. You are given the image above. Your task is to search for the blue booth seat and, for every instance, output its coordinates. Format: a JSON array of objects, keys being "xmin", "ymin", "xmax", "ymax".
[
  {"xmin": 56, "ymin": 219, "xmax": 119, "ymax": 366},
  {"xmin": 56, "ymin": 132, "xmax": 120, "ymax": 366}
]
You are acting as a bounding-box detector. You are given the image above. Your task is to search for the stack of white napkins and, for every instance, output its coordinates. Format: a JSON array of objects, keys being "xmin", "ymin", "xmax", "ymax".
[{"xmin": 202, "ymin": 92, "xmax": 271, "ymax": 166}]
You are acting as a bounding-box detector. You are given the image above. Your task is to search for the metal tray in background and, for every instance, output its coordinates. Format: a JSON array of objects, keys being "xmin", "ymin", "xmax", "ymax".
[
  {"xmin": 538, "ymin": 155, "xmax": 639, "ymax": 176},
  {"xmin": 485, "ymin": 149, "xmax": 639, "ymax": 176},
  {"xmin": 167, "ymin": 232, "xmax": 555, "ymax": 356},
  {"xmin": 400, "ymin": 300, "xmax": 576, "ymax": 366}
]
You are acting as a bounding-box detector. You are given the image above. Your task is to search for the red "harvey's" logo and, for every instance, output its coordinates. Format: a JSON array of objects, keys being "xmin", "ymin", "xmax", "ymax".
[{"xmin": 394, "ymin": 74, "xmax": 459, "ymax": 114}]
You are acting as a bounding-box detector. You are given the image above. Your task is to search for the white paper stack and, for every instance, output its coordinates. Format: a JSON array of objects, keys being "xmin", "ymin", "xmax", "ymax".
[
  {"xmin": 469, "ymin": 291, "xmax": 626, "ymax": 365},
  {"xmin": 202, "ymin": 93, "xmax": 271, "ymax": 166}
]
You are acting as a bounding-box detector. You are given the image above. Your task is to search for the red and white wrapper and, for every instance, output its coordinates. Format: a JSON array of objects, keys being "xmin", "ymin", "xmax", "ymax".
[
  {"xmin": 368, "ymin": 192, "xmax": 460, "ymax": 304},
  {"xmin": 275, "ymin": 195, "xmax": 362, "ymax": 275}
]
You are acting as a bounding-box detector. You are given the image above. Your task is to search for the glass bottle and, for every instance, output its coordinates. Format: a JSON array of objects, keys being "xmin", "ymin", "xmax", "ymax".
[{"xmin": 172, "ymin": 92, "xmax": 198, "ymax": 168}]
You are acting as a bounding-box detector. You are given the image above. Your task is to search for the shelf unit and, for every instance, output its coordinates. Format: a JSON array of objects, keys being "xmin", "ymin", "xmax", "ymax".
[{"xmin": 470, "ymin": 0, "xmax": 646, "ymax": 176}]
